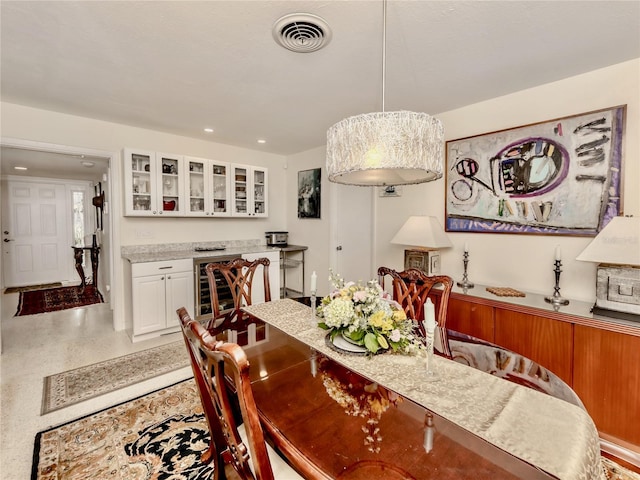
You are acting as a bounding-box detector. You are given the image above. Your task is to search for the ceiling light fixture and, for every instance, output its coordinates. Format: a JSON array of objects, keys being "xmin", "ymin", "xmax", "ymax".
[
  {"xmin": 14, "ymin": 166, "xmax": 28, "ymax": 171},
  {"xmin": 81, "ymin": 161, "xmax": 95, "ymax": 167},
  {"xmin": 326, "ymin": 0, "xmax": 444, "ymax": 186},
  {"xmin": 204, "ymin": 128, "xmax": 214, "ymax": 133},
  {"xmin": 257, "ymin": 139, "xmax": 266, "ymax": 144}
]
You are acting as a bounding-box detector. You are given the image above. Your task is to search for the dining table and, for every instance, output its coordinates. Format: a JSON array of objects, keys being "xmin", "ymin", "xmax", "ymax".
[{"xmin": 230, "ymin": 298, "xmax": 604, "ymax": 480}]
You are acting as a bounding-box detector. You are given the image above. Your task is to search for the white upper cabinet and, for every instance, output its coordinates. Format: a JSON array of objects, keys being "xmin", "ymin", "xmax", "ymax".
[
  {"xmin": 124, "ymin": 149, "xmax": 185, "ymax": 216},
  {"xmin": 231, "ymin": 164, "xmax": 268, "ymax": 217},
  {"xmin": 184, "ymin": 157, "xmax": 231, "ymax": 217},
  {"xmin": 124, "ymin": 148, "xmax": 266, "ymax": 218}
]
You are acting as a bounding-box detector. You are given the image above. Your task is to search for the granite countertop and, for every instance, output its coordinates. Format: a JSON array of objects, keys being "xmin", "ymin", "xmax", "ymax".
[{"xmin": 121, "ymin": 241, "xmax": 282, "ymax": 264}]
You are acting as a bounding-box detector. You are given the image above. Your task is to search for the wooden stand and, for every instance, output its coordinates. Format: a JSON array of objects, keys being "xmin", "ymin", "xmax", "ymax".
[{"xmin": 72, "ymin": 245, "xmax": 100, "ymax": 292}]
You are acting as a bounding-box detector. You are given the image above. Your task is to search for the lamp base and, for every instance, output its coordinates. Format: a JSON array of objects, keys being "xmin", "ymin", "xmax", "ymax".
[
  {"xmin": 592, "ymin": 305, "xmax": 640, "ymax": 323},
  {"xmin": 404, "ymin": 249, "xmax": 441, "ymax": 276},
  {"xmin": 595, "ymin": 265, "xmax": 640, "ymax": 316}
]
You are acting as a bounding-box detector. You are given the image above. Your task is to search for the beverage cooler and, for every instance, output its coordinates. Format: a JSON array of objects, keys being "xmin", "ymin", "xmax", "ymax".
[{"xmin": 194, "ymin": 255, "xmax": 239, "ymax": 322}]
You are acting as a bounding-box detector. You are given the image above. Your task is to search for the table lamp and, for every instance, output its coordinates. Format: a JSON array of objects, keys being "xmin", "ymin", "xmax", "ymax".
[
  {"xmin": 391, "ymin": 216, "xmax": 452, "ymax": 275},
  {"xmin": 576, "ymin": 216, "xmax": 640, "ymax": 321}
]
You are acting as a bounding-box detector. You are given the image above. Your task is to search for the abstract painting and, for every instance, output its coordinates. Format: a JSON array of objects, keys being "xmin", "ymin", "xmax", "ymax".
[
  {"xmin": 298, "ymin": 168, "xmax": 321, "ymax": 219},
  {"xmin": 445, "ymin": 105, "xmax": 625, "ymax": 235}
]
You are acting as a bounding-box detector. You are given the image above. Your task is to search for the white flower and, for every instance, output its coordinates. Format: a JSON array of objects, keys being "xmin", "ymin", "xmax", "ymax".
[
  {"xmin": 390, "ymin": 329, "xmax": 401, "ymax": 342},
  {"xmin": 323, "ymin": 297, "xmax": 355, "ymax": 328}
]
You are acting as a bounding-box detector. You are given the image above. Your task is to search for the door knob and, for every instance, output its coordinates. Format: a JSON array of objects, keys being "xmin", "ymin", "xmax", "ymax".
[
  {"xmin": 3, "ymin": 238, "xmax": 13, "ymax": 242},
  {"xmin": 3, "ymin": 231, "xmax": 8, "ymax": 235},
  {"xmin": 336, "ymin": 246, "xmax": 342, "ymax": 251}
]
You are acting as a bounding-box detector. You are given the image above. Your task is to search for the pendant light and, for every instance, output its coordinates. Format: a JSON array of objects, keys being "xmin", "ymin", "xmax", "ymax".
[{"xmin": 326, "ymin": 0, "xmax": 444, "ymax": 186}]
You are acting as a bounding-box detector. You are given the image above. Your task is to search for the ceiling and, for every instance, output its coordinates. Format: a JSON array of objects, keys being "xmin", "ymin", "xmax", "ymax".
[{"xmin": 1, "ymin": 1, "xmax": 639, "ymax": 170}]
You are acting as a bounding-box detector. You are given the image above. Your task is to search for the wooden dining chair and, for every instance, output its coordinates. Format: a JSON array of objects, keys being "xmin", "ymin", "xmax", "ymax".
[
  {"xmin": 177, "ymin": 307, "xmax": 303, "ymax": 480},
  {"xmin": 377, "ymin": 267, "xmax": 454, "ymax": 358},
  {"xmin": 205, "ymin": 257, "xmax": 271, "ymax": 332}
]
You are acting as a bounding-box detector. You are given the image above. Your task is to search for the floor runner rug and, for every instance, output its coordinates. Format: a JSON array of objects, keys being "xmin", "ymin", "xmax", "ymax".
[
  {"xmin": 16, "ymin": 284, "xmax": 103, "ymax": 316},
  {"xmin": 41, "ymin": 341, "xmax": 190, "ymax": 414},
  {"xmin": 4, "ymin": 282, "xmax": 62, "ymax": 294},
  {"xmin": 31, "ymin": 379, "xmax": 640, "ymax": 480}
]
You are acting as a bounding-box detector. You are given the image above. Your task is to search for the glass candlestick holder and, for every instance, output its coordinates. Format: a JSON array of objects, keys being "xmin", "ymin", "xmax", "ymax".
[
  {"xmin": 424, "ymin": 327, "xmax": 439, "ymax": 382},
  {"xmin": 310, "ymin": 292, "xmax": 317, "ymax": 327}
]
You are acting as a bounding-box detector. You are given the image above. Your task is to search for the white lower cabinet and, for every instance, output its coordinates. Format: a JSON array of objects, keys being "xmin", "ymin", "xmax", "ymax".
[{"xmin": 131, "ymin": 259, "xmax": 194, "ymax": 340}]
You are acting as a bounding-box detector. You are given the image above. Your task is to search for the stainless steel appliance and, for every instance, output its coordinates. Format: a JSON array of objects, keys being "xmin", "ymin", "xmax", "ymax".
[
  {"xmin": 194, "ymin": 255, "xmax": 239, "ymax": 321},
  {"xmin": 265, "ymin": 231, "xmax": 288, "ymax": 246}
]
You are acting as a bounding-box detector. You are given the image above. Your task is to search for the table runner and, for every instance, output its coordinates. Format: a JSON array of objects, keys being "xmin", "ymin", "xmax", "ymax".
[{"xmin": 244, "ymin": 299, "xmax": 604, "ymax": 480}]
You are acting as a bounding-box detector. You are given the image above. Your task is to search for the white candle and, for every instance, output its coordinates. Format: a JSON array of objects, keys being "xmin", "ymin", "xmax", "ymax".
[
  {"xmin": 310, "ymin": 271, "xmax": 317, "ymax": 293},
  {"xmin": 424, "ymin": 298, "xmax": 436, "ymax": 332},
  {"xmin": 464, "ymin": 241, "xmax": 469, "ymax": 253},
  {"xmin": 555, "ymin": 245, "xmax": 561, "ymax": 261}
]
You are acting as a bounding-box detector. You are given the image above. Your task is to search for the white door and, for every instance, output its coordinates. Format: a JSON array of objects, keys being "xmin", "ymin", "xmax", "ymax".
[
  {"xmin": 329, "ymin": 184, "xmax": 374, "ymax": 283},
  {"xmin": 2, "ymin": 180, "xmax": 69, "ymax": 287}
]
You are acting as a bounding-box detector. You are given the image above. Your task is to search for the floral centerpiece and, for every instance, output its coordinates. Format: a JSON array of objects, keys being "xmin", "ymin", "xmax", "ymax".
[{"xmin": 316, "ymin": 271, "xmax": 422, "ymax": 355}]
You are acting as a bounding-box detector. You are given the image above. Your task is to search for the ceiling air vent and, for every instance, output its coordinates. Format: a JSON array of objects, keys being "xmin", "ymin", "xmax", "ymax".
[{"xmin": 272, "ymin": 13, "xmax": 332, "ymax": 53}]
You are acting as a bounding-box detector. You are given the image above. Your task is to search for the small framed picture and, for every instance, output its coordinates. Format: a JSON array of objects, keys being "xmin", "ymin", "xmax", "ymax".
[{"xmin": 298, "ymin": 168, "xmax": 321, "ymax": 219}]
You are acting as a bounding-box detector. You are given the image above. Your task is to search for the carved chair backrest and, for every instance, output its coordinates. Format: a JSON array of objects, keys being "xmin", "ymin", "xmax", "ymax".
[
  {"xmin": 377, "ymin": 267, "xmax": 454, "ymax": 358},
  {"xmin": 206, "ymin": 257, "xmax": 271, "ymax": 323},
  {"xmin": 178, "ymin": 306, "xmax": 274, "ymax": 480}
]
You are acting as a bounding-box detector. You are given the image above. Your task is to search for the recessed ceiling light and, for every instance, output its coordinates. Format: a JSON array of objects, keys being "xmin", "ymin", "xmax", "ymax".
[
  {"xmin": 14, "ymin": 166, "xmax": 28, "ymax": 171},
  {"xmin": 81, "ymin": 161, "xmax": 95, "ymax": 167},
  {"xmin": 204, "ymin": 128, "xmax": 214, "ymax": 133},
  {"xmin": 257, "ymin": 139, "xmax": 266, "ymax": 144}
]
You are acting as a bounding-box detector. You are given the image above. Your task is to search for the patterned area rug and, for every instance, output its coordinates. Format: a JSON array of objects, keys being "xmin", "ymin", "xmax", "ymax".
[
  {"xmin": 33, "ymin": 380, "xmax": 215, "ymax": 479},
  {"xmin": 32, "ymin": 379, "xmax": 640, "ymax": 480},
  {"xmin": 16, "ymin": 285, "xmax": 103, "ymax": 316},
  {"xmin": 41, "ymin": 341, "xmax": 190, "ymax": 414}
]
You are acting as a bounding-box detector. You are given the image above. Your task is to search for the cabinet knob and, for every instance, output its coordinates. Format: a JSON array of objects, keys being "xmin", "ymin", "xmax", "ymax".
[{"xmin": 160, "ymin": 276, "xmax": 165, "ymax": 280}]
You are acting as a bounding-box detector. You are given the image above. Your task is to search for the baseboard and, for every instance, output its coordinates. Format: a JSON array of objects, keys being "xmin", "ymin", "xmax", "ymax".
[{"xmin": 600, "ymin": 436, "xmax": 640, "ymax": 473}]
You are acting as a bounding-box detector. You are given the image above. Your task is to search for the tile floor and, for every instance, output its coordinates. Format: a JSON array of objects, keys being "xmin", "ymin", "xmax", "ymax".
[{"xmin": 0, "ymin": 292, "xmax": 192, "ymax": 479}]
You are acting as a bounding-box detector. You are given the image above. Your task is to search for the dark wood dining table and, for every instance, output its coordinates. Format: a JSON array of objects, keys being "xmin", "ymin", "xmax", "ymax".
[{"xmin": 222, "ymin": 299, "xmax": 604, "ymax": 480}]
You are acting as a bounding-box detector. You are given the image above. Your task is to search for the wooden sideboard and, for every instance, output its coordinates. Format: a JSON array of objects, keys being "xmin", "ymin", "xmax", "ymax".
[{"xmin": 443, "ymin": 284, "xmax": 640, "ymax": 460}]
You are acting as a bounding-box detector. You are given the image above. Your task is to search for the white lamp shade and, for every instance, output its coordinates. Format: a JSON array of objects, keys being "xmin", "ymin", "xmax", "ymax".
[
  {"xmin": 326, "ymin": 111, "xmax": 444, "ymax": 186},
  {"xmin": 391, "ymin": 216, "xmax": 452, "ymax": 249},
  {"xmin": 576, "ymin": 216, "xmax": 640, "ymax": 266}
]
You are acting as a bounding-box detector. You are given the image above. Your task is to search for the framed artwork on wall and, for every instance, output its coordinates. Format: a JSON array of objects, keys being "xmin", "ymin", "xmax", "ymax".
[
  {"xmin": 298, "ymin": 168, "xmax": 321, "ymax": 219},
  {"xmin": 445, "ymin": 105, "xmax": 626, "ymax": 236}
]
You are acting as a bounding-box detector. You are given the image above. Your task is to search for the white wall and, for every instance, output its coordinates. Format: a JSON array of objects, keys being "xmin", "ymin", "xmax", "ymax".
[
  {"xmin": 1, "ymin": 102, "xmax": 288, "ymax": 329},
  {"xmin": 376, "ymin": 59, "xmax": 639, "ymax": 302},
  {"xmin": 285, "ymin": 146, "xmax": 332, "ymax": 295}
]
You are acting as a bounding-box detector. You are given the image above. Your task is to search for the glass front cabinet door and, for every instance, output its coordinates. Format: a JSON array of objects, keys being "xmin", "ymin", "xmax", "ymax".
[
  {"xmin": 124, "ymin": 149, "xmax": 156, "ymax": 216},
  {"xmin": 124, "ymin": 149, "xmax": 185, "ymax": 216},
  {"xmin": 231, "ymin": 164, "xmax": 268, "ymax": 217},
  {"xmin": 184, "ymin": 157, "xmax": 231, "ymax": 217},
  {"xmin": 157, "ymin": 152, "xmax": 184, "ymax": 216}
]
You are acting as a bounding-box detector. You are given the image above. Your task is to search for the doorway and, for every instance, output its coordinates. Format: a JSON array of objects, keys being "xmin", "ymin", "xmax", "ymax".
[
  {"xmin": 0, "ymin": 139, "xmax": 114, "ymax": 302},
  {"xmin": 329, "ymin": 183, "xmax": 375, "ymax": 283}
]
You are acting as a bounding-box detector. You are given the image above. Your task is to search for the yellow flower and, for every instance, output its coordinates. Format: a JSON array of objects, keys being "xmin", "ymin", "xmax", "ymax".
[
  {"xmin": 369, "ymin": 311, "xmax": 393, "ymax": 332},
  {"xmin": 392, "ymin": 309, "xmax": 407, "ymax": 322}
]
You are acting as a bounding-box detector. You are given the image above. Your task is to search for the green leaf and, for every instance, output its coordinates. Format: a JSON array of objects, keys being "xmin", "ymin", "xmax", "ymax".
[
  {"xmin": 364, "ymin": 332, "xmax": 380, "ymax": 353},
  {"xmin": 317, "ymin": 322, "xmax": 330, "ymax": 330},
  {"xmin": 377, "ymin": 334, "xmax": 389, "ymax": 350},
  {"xmin": 346, "ymin": 330, "xmax": 365, "ymax": 343}
]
